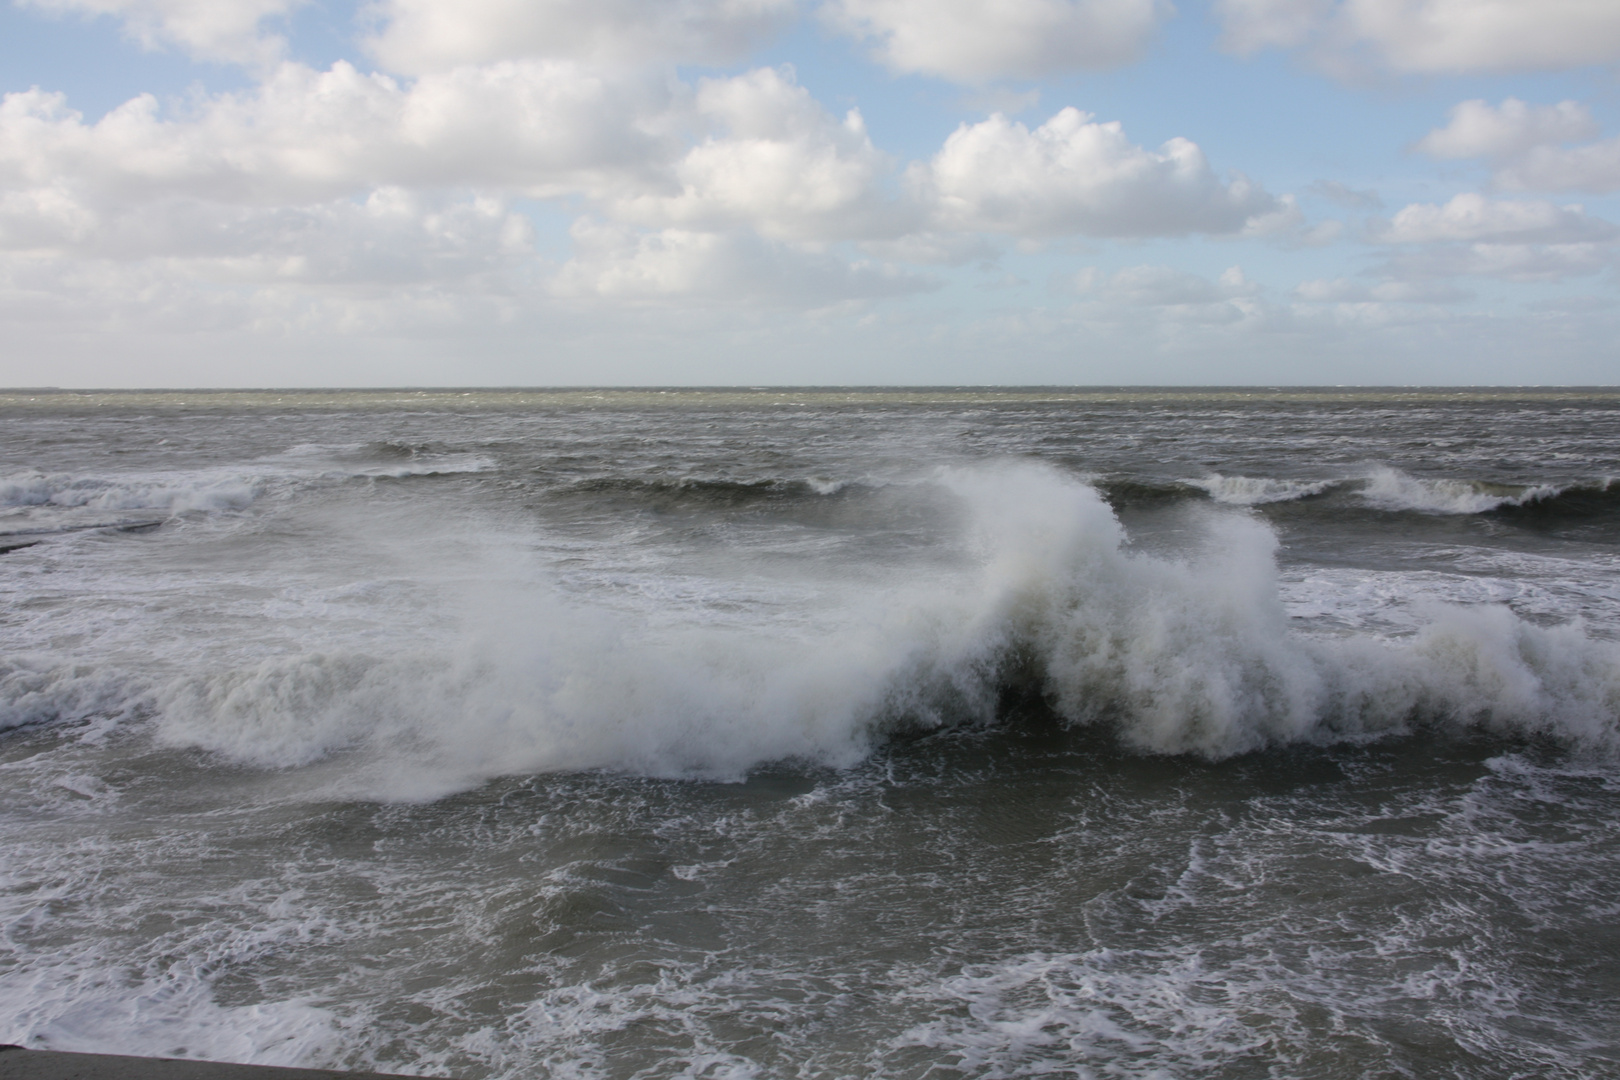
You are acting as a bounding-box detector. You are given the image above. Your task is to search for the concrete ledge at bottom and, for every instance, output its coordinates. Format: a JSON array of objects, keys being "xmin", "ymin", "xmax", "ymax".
[{"xmin": 0, "ymin": 1048, "xmax": 455, "ymax": 1080}]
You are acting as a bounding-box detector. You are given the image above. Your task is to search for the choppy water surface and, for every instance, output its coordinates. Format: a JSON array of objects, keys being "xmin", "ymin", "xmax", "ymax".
[{"xmin": 1, "ymin": 388, "xmax": 1617, "ymax": 1079}]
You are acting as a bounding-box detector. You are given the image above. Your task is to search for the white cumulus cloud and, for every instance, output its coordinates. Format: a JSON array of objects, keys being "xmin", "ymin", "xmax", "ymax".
[
  {"xmin": 0, "ymin": 8, "xmax": 1322, "ymax": 331},
  {"xmin": 1371, "ymin": 194, "xmax": 1617, "ymax": 244},
  {"xmin": 1217, "ymin": 0, "xmax": 1620, "ymax": 74},
  {"xmin": 0, "ymin": 62, "xmax": 675, "ymax": 206},
  {"xmin": 607, "ymin": 68, "xmax": 914, "ymax": 243},
  {"xmin": 553, "ymin": 219, "xmax": 936, "ymax": 303},
  {"xmin": 1415, "ymin": 98, "xmax": 1620, "ymax": 194},
  {"xmin": 914, "ymin": 107, "xmax": 1279, "ymax": 238},
  {"xmin": 820, "ymin": 0, "xmax": 1168, "ymax": 82},
  {"xmin": 1363, "ymin": 195, "xmax": 1618, "ymax": 284},
  {"xmin": 1415, "ymin": 98, "xmax": 1598, "ymax": 160},
  {"xmin": 0, "ymin": 183, "xmax": 535, "ymax": 279}
]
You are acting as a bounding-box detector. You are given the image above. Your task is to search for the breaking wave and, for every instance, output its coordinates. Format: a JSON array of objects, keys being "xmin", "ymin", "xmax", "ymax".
[
  {"xmin": 0, "ymin": 657, "xmax": 139, "ymax": 734},
  {"xmin": 5, "ymin": 463, "xmax": 1617, "ymax": 798},
  {"xmin": 0, "ymin": 452, "xmax": 495, "ymax": 524},
  {"xmin": 1179, "ymin": 468, "xmax": 1620, "ymax": 520},
  {"xmin": 1190, "ymin": 474, "xmax": 1339, "ymax": 506},
  {"xmin": 0, "ymin": 471, "xmax": 259, "ymax": 515},
  {"xmin": 1493, "ymin": 478, "xmax": 1620, "ymax": 520},
  {"xmin": 1356, "ymin": 466, "xmax": 1555, "ymax": 515}
]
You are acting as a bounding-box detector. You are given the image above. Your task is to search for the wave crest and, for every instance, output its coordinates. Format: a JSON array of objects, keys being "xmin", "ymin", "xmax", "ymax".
[
  {"xmin": 1189, "ymin": 474, "xmax": 1338, "ymax": 506},
  {"xmin": 1357, "ymin": 467, "xmax": 1559, "ymax": 515},
  {"xmin": 0, "ymin": 657, "xmax": 141, "ymax": 734},
  {"xmin": 1176, "ymin": 468, "xmax": 1619, "ymax": 520},
  {"xmin": 0, "ymin": 471, "xmax": 259, "ymax": 514}
]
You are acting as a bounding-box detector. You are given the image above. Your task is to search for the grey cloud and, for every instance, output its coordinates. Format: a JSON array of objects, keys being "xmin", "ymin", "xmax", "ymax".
[
  {"xmin": 1217, "ymin": 0, "xmax": 1620, "ymax": 75},
  {"xmin": 1307, "ymin": 180, "xmax": 1381, "ymax": 210},
  {"xmin": 821, "ymin": 0, "xmax": 1168, "ymax": 83},
  {"xmin": 365, "ymin": 0, "xmax": 795, "ymax": 75}
]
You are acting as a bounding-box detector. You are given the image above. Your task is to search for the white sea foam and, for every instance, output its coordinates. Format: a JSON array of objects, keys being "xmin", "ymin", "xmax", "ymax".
[
  {"xmin": 0, "ymin": 658, "xmax": 142, "ymax": 734},
  {"xmin": 894, "ymin": 949, "xmax": 1288, "ymax": 1075},
  {"xmin": 888, "ymin": 751, "xmax": 1614, "ymax": 1078},
  {"xmin": 1282, "ymin": 556, "xmax": 1620, "ymax": 639},
  {"xmin": 0, "ymin": 452, "xmax": 488, "ymax": 525},
  {"xmin": 2, "ymin": 945, "xmax": 347, "ymax": 1065},
  {"xmin": 0, "ymin": 471, "xmax": 259, "ymax": 515},
  {"xmin": 0, "ymin": 839, "xmax": 353, "ymax": 1064},
  {"xmin": 118, "ymin": 462, "xmax": 1620, "ymax": 798},
  {"xmin": 1190, "ymin": 473, "xmax": 1337, "ymax": 505},
  {"xmin": 1356, "ymin": 466, "xmax": 1560, "ymax": 515}
]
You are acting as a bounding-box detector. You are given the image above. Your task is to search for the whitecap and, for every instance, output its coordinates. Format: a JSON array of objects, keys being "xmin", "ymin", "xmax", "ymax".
[{"xmin": 1189, "ymin": 473, "xmax": 1338, "ymax": 505}]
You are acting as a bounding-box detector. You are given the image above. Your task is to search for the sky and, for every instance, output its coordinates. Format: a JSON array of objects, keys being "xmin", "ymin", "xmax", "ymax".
[{"xmin": 1, "ymin": 0, "xmax": 1619, "ymax": 387}]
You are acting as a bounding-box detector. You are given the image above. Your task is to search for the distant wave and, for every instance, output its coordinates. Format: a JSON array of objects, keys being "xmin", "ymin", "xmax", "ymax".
[
  {"xmin": 1356, "ymin": 467, "xmax": 1618, "ymax": 517},
  {"xmin": 0, "ymin": 451, "xmax": 494, "ymax": 520},
  {"xmin": 360, "ymin": 440, "xmax": 439, "ymax": 460},
  {"xmin": 543, "ymin": 469, "xmax": 1620, "ymax": 522},
  {"xmin": 281, "ymin": 441, "xmax": 498, "ymax": 480},
  {"xmin": 1189, "ymin": 474, "xmax": 1339, "ymax": 506},
  {"xmin": 1491, "ymin": 478, "xmax": 1620, "ymax": 520},
  {"xmin": 341, "ymin": 441, "xmax": 497, "ymax": 478},
  {"xmin": 1169, "ymin": 468, "xmax": 1620, "ymax": 518},
  {"xmin": 1355, "ymin": 466, "xmax": 1550, "ymax": 515},
  {"xmin": 328, "ymin": 456, "xmax": 495, "ymax": 480},
  {"xmin": 554, "ymin": 475, "xmax": 866, "ymax": 508}
]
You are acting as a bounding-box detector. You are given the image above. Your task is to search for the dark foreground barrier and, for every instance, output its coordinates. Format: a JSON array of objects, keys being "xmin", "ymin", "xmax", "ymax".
[{"xmin": 0, "ymin": 1048, "xmax": 451, "ymax": 1080}]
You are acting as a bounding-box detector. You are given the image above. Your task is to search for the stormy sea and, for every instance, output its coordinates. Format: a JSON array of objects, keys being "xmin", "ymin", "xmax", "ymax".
[{"xmin": 1, "ymin": 387, "xmax": 1617, "ymax": 1080}]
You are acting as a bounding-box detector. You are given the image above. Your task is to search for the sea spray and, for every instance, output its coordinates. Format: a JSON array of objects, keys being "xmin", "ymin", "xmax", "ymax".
[{"xmin": 134, "ymin": 462, "xmax": 1620, "ymax": 796}]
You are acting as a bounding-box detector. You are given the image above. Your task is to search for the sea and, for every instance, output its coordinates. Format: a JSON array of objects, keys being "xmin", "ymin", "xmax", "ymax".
[{"xmin": 1, "ymin": 387, "xmax": 1617, "ymax": 1080}]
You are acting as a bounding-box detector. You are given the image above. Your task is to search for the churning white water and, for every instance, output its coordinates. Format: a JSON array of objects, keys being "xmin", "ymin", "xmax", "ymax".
[{"xmin": 2, "ymin": 388, "xmax": 1617, "ymax": 1078}]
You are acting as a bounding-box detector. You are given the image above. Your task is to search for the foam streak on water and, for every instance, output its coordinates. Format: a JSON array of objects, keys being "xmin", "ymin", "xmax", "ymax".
[{"xmin": 0, "ymin": 389, "xmax": 1617, "ymax": 1079}]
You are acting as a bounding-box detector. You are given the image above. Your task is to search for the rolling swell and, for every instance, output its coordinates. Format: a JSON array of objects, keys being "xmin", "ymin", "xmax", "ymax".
[
  {"xmin": 1099, "ymin": 468, "xmax": 1620, "ymax": 527},
  {"xmin": 548, "ymin": 475, "xmax": 865, "ymax": 512},
  {"xmin": 1092, "ymin": 477, "xmax": 1208, "ymax": 508},
  {"xmin": 358, "ymin": 439, "xmax": 441, "ymax": 460},
  {"xmin": 1491, "ymin": 478, "xmax": 1620, "ymax": 522}
]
